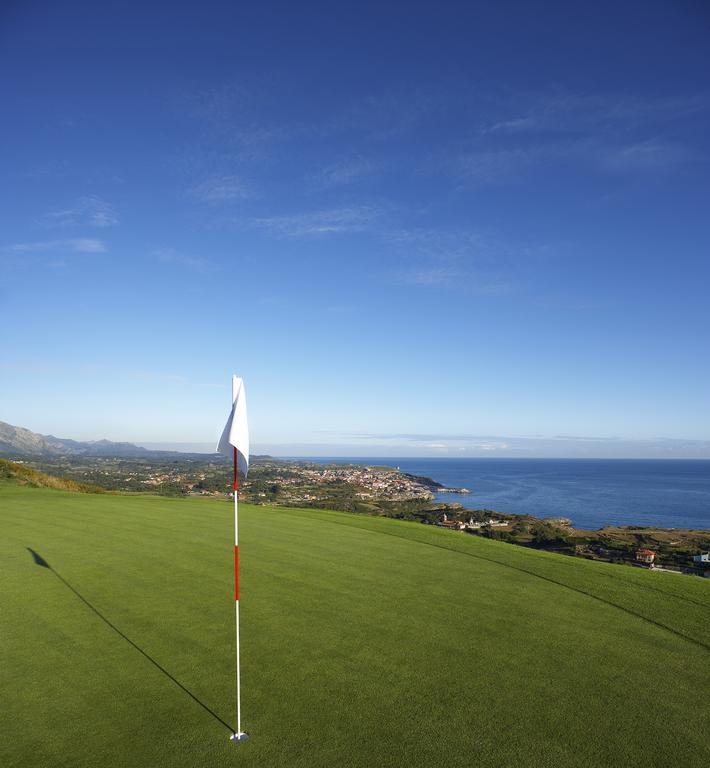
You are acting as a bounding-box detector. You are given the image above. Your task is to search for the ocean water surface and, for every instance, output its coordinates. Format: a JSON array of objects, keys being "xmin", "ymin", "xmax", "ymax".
[{"xmin": 301, "ymin": 458, "xmax": 710, "ymax": 530}]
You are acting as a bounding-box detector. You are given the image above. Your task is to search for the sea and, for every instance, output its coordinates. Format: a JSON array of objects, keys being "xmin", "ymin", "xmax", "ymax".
[{"xmin": 299, "ymin": 458, "xmax": 710, "ymax": 531}]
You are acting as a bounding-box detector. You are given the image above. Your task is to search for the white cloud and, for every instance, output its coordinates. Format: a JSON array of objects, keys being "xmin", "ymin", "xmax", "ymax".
[
  {"xmin": 188, "ymin": 175, "xmax": 253, "ymax": 202},
  {"xmin": 316, "ymin": 89, "xmax": 440, "ymax": 142},
  {"xmin": 153, "ymin": 247, "xmax": 210, "ymax": 270},
  {"xmin": 314, "ymin": 157, "xmax": 377, "ymax": 187},
  {"xmin": 39, "ymin": 195, "xmax": 119, "ymax": 228},
  {"xmin": 251, "ymin": 206, "xmax": 381, "ymax": 237},
  {"xmin": 70, "ymin": 238, "xmax": 106, "ymax": 252},
  {"xmin": 477, "ymin": 90, "xmax": 710, "ymax": 137},
  {"xmin": 127, "ymin": 370, "xmax": 185, "ymax": 383},
  {"xmin": 443, "ymin": 89, "xmax": 709, "ymax": 185},
  {"xmin": 387, "ymin": 227, "xmax": 534, "ymax": 294},
  {"xmin": 329, "ymin": 431, "xmax": 710, "ymax": 457},
  {"xmin": 401, "ymin": 266, "xmax": 460, "ymax": 285},
  {"xmin": 453, "ymin": 146, "xmax": 547, "ymax": 184},
  {"xmin": 447, "ymin": 136, "xmax": 694, "ymax": 186},
  {"xmin": 177, "ymin": 84, "xmax": 288, "ymax": 163},
  {"xmin": 398, "ymin": 267, "xmax": 514, "ymax": 294},
  {"xmin": 479, "ymin": 115, "xmax": 539, "ymax": 135},
  {"xmin": 2, "ymin": 238, "xmax": 107, "ymax": 255},
  {"xmin": 599, "ymin": 139, "xmax": 691, "ymax": 173},
  {"xmin": 389, "ymin": 228, "xmax": 502, "ymax": 260}
]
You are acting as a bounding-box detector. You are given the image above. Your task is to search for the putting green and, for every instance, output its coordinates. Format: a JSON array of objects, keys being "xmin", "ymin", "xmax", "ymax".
[{"xmin": 2, "ymin": 484, "xmax": 709, "ymax": 767}]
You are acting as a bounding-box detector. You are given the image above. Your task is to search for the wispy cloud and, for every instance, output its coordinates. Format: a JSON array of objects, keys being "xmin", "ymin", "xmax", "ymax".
[
  {"xmin": 443, "ymin": 89, "xmax": 709, "ymax": 185},
  {"xmin": 173, "ymin": 83, "xmax": 435, "ymax": 202},
  {"xmin": 316, "ymin": 89, "xmax": 440, "ymax": 142},
  {"xmin": 330, "ymin": 431, "xmax": 514, "ymax": 453},
  {"xmin": 251, "ymin": 205, "xmax": 381, "ymax": 237},
  {"xmin": 177, "ymin": 84, "xmax": 288, "ymax": 163},
  {"xmin": 1, "ymin": 361, "xmax": 185, "ymax": 386},
  {"xmin": 169, "ymin": 85, "xmax": 283, "ymax": 221},
  {"xmin": 1, "ymin": 238, "xmax": 107, "ymax": 255},
  {"xmin": 598, "ymin": 139, "xmax": 692, "ymax": 173},
  {"xmin": 388, "ymin": 228, "xmax": 522, "ymax": 262},
  {"xmin": 312, "ymin": 156, "xmax": 377, "ymax": 187},
  {"xmin": 398, "ymin": 267, "xmax": 515, "ymax": 294},
  {"xmin": 387, "ymin": 227, "xmax": 538, "ymax": 293},
  {"xmin": 188, "ymin": 174, "xmax": 253, "ymax": 202},
  {"xmin": 39, "ymin": 195, "xmax": 119, "ymax": 228},
  {"xmin": 127, "ymin": 370, "xmax": 185, "ymax": 383},
  {"xmin": 327, "ymin": 431, "xmax": 710, "ymax": 457},
  {"xmin": 477, "ymin": 89, "xmax": 710, "ymax": 137},
  {"xmin": 479, "ymin": 115, "xmax": 538, "ymax": 135},
  {"xmin": 153, "ymin": 246, "xmax": 211, "ymax": 270},
  {"xmin": 401, "ymin": 266, "xmax": 461, "ymax": 286},
  {"xmin": 451, "ymin": 146, "xmax": 547, "ymax": 185},
  {"xmin": 447, "ymin": 137, "xmax": 694, "ymax": 186}
]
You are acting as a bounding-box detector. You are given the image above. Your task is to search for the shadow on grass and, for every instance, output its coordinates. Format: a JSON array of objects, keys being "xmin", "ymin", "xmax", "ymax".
[{"xmin": 26, "ymin": 547, "xmax": 235, "ymax": 733}]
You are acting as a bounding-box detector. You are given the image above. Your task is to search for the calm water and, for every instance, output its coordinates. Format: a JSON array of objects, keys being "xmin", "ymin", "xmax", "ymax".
[{"xmin": 300, "ymin": 458, "xmax": 710, "ymax": 530}]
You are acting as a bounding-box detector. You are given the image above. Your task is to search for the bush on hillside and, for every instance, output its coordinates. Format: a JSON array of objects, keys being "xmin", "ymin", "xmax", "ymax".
[{"xmin": 0, "ymin": 459, "xmax": 106, "ymax": 494}]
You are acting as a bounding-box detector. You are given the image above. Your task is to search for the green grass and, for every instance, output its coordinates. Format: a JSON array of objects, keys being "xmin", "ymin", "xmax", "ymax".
[{"xmin": 2, "ymin": 483, "xmax": 709, "ymax": 768}]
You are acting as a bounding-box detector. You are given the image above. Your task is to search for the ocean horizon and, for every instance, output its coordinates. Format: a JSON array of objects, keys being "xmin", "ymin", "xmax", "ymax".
[{"xmin": 298, "ymin": 457, "xmax": 710, "ymax": 531}]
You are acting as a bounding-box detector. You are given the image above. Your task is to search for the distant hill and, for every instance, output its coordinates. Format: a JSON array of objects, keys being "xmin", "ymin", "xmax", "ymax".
[
  {"xmin": 0, "ymin": 420, "xmax": 160, "ymax": 457},
  {"xmin": 0, "ymin": 420, "xmax": 213, "ymax": 459},
  {"xmin": 0, "ymin": 420, "xmax": 271, "ymax": 461}
]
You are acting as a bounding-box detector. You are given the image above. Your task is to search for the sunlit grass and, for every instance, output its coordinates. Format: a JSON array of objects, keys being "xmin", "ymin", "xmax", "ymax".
[{"xmin": 2, "ymin": 483, "xmax": 709, "ymax": 768}]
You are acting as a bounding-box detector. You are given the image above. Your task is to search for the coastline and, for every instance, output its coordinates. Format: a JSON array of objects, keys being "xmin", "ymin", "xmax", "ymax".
[{"xmin": 302, "ymin": 456, "xmax": 710, "ymax": 531}]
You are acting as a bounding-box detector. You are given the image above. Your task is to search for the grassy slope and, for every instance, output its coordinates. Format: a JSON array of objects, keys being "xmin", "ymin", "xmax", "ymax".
[
  {"xmin": 0, "ymin": 458, "xmax": 105, "ymax": 493},
  {"xmin": 1, "ymin": 483, "xmax": 709, "ymax": 768}
]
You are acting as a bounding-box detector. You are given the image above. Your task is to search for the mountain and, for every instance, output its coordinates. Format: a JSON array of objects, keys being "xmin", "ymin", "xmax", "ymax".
[{"xmin": 0, "ymin": 420, "xmax": 172, "ymax": 458}]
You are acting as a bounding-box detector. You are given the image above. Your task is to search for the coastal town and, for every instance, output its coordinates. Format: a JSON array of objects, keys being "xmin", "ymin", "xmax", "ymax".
[{"xmin": 237, "ymin": 461, "xmax": 439, "ymax": 504}]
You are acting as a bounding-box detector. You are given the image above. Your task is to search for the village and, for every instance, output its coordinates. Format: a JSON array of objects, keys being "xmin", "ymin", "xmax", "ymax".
[
  {"xmin": 433, "ymin": 509, "xmax": 710, "ymax": 578},
  {"xmin": 239, "ymin": 462, "xmax": 438, "ymax": 505},
  {"xmin": 436, "ymin": 512, "xmax": 508, "ymax": 530}
]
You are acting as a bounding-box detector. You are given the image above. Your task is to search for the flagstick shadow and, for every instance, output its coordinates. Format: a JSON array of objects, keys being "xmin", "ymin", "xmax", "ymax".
[{"xmin": 26, "ymin": 548, "xmax": 235, "ymax": 734}]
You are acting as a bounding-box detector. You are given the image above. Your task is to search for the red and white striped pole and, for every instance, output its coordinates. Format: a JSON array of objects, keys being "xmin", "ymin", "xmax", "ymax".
[
  {"xmin": 231, "ymin": 447, "xmax": 247, "ymax": 742},
  {"xmin": 218, "ymin": 374, "xmax": 249, "ymax": 743}
]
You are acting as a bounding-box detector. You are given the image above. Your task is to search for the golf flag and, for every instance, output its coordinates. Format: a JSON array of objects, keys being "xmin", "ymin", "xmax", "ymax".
[
  {"xmin": 217, "ymin": 375, "xmax": 249, "ymax": 476},
  {"xmin": 217, "ymin": 374, "xmax": 250, "ymax": 743}
]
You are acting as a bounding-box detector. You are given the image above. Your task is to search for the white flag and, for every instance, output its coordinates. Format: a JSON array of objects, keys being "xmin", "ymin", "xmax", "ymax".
[{"xmin": 217, "ymin": 375, "xmax": 250, "ymax": 477}]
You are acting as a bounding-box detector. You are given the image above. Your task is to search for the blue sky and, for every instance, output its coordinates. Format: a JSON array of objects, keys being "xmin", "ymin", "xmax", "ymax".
[{"xmin": 2, "ymin": 0, "xmax": 710, "ymax": 457}]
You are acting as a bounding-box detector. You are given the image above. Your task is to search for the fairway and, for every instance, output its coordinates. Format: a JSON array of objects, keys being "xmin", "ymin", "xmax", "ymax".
[{"xmin": 2, "ymin": 484, "xmax": 709, "ymax": 768}]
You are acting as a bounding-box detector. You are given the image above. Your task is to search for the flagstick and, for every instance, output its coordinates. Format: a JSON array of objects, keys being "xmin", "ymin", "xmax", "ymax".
[{"xmin": 230, "ymin": 445, "xmax": 248, "ymax": 742}]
